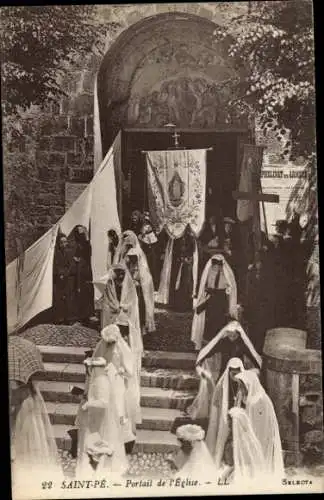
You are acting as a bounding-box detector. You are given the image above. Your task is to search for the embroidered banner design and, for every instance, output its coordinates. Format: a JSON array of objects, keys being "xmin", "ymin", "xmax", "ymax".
[{"xmin": 146, "ymin": 149, "xmax": 207, "ymax": 238}]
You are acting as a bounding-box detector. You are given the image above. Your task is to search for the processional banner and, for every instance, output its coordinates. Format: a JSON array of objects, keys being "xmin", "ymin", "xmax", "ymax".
[
  {"xmin": 236, "ymin": 144, "xmax": 264, "ymax": 223},
  {"xmin": 146, "ymin": 149, "xmax": 207, "ymax": 238}
]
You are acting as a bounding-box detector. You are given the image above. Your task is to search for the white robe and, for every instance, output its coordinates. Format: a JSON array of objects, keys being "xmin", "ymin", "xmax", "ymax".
[
  {"xmin": 76, "ymin": 363, "xmax": 128, "ymax": 479},
  {"xmin": 188, "ymin": 321, "xmax": 261, "ymax": 420},
  {"xmin": 235, "ymin": 370, "xmax": 285, "ymax": 479},
  {"xmin": 191, "ymin": 254, "xmax": 238, "ymax": 350},
  {"xmin": 206, "ymin": 358, "xmax": 245, "ymax": 472},
  {"xmin": 100, "ymin": 264, "xmax": 143, "ymax": 388},
  {"xmin": 229, "ymin": 406, "xmax": 267, "ymax": 484},
  {"xmin": 175, "ymin": 440, "xmax": 216, "ymax": 482},
  {"xmin": 116, "ymin": 230, "xmax": 155, "ymax": 333},
  {"xmin": 92, "ymin": 335, "xmax": 142, "ymax": 430}
]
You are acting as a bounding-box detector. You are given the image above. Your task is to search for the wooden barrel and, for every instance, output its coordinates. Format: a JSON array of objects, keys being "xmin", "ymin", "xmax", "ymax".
[{"xmin": 263, "ymin": 328, "xmax": 322, "ymax": 467}]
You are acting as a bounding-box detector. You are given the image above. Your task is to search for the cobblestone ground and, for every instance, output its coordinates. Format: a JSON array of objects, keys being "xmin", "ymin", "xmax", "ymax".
[
  {"xmin": 59, "ymin": 449, "xmax": 176, "ymax": 478},
  {"xmin": 17, "ymin": 307, "xmax": 195, "ymax": 353},
  {"xmin": 59, "ymin": 449, "xmax": 324, "ymax": 480}
]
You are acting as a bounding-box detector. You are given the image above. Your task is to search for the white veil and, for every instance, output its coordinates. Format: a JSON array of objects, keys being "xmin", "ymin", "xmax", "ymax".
[
  {"xmin": 176, "ymin": 440, "xmax": 216, "ymax": 482},
  {"xmin": 191, "ymin": 254, "xmax": 238, "ymax": 350},
  {"xmin": 206, "ymin": 357, "xmax": 245, "ymax": 469},
  {"xmin": 11, "ymin": 383, "xmax": 63, "ymax": 482},
  {"xmin": 229, "ymin": 406, "xmax": 266, "ymax": 484},
  {"xmin": 235, "ymin": 370, "xmax": 285, "ymax": 479}
]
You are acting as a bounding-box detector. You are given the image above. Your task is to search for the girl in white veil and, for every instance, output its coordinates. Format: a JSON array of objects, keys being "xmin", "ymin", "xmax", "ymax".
[
  {"xmin": 187, "ymin": 321, "xmax": 262, "ymax": 420},
  {"xmin": 191, "ymin": 254, "xmax": 238, "ymax": 351},
  {"xmin": 92, "ymin": 325, "xmax": 141, "ymax": 438},
  {"xmin": 173, "ymin": 424, "xmax": 216, "ymax": 482},
  {"xmin": 117, "ymin": 231, "xmax": 155, "ymax": 334},
  {"xmin": 100, "ymin": 263, "xmax": 143, "ymax": 397},
  {"xmin": 205, "ymin": 357, "xmax": 245, "ymax": 475},
  {"xmin": 235, "ymin": 370, "xmax": 285, "ymax": 479},
  {"xmin": 76, "ymin": 345, "xmax": 128, "ymax": 479}
]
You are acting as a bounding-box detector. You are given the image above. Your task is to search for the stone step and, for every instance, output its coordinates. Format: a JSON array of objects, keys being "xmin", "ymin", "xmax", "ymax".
[
  {"xmin": 34, "ymin": 363, "xmax": 85, "ymax": 383},
  {"xmin": 37, "ymin": 345, "xmax": 197, "ymax": 370},
  {"xmin": 46, "ymin": 402, "xmax": 183, "ymax": 431},
  {"xmin": 38, "ymin": 381, "xmax": 195, "ymax": 410},
  {"xmin": 35, "ymin": 363, "xmax": 199, "ymax": 390},
  {"xmin": 54, "ymin": 425, "xmax": 179, "ymax": 454}
]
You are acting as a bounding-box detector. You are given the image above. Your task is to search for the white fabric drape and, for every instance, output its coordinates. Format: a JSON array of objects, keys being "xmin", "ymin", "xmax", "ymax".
[
  {"xmin": 6, "ymin": 127, "xmax": 122, "ymax": 332},
  {"xmin": 93, "ymin": 75, "xmax": 103, "ymax": 173},
  {"xmin": 59, "ymin": 183, "xmax": 93, "ymax": 236},
  {"xmin": 6, "ymin": 225, "xmax": 59, "ymax": 334},
  {"xmin": 91, "ymin": 144, "xmax": 121, "ymax": 301},
  {"xmin": 191, "ymin": 254, "xmax": 238, "ymax": 350}
]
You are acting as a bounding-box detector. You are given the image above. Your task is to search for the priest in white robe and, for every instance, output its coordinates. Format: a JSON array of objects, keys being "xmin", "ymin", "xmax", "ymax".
[
  {"xmin": 191, "ymin": 254, "xmax": 238, "ymax": 351},
  {"xmin": 187, "ymin": 320, "xmax": 262, "ymax": 420},
  {"xmin": 235, "ymin": 370, "xmax": 285, "ymax": 479}
]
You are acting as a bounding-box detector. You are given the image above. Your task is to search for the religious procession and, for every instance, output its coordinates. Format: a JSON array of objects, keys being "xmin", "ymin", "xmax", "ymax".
[{"xmin": 3, "ymin": 2, "xmax": 322, "ymax": 499}]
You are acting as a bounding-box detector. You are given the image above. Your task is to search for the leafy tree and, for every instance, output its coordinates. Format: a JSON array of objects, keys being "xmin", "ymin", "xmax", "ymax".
[
  {"xmin": 0, "ymin": 5, "xmax": 120, "ymax": 113},
  {"xmin": 214, "ymin": 0, "xmax": 315, "ymax": 160}
]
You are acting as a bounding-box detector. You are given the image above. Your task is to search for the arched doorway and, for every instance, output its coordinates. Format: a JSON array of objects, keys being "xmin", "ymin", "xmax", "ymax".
[
  {"xmin": 97, "ymin": 12, "xmax": 249, "ymax": 152},
  {"xmin": 96, "ymin": 12, "xmax": 251, "ymax": 228}
]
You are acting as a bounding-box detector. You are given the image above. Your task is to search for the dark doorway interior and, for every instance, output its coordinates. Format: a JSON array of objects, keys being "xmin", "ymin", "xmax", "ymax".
[{"xmin": 121, "ymin": 128, "xmax": 251, "ymax": 229}]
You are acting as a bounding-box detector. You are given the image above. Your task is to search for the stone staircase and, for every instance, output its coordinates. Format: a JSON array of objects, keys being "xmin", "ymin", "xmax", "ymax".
[{"xmin": 36, "ymin": 345, "xmax": 198, "ymax": 454}]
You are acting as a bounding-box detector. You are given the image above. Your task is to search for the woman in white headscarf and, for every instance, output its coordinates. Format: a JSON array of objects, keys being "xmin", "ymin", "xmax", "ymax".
[
  {"xmin": 235, "ymin": 370, "xmax": 285, "ymax": 479},
  {"xmin": 191, "ymin": 254, "xmax": 238, "ymax": 351},
  {"xmin": 117, "ymin": 230, "xmax": 155, "ymax": 334},
  {"xmin": 100, "ymin": 263, "xmax": 143, "ymax": 393},
  {"xmin": 76, "ymin": 347, "xmax": 128, "ymax": 478},
  {"xmin": 205, "ymin": 358, "xmax": 245, "ymax": 477},
  {"xmin": 187, "ymin": 320, "xmax": 261, "ymax": 420}
]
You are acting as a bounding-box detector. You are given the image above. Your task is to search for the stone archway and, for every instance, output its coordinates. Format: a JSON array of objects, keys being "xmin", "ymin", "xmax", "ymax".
[{"xmin": 97, "ymin": 12, "xmax": 248, "ymax": 154}]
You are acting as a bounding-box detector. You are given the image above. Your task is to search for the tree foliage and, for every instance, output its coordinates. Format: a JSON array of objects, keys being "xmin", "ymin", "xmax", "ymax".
[
  {"xmin": 0, "ymin": 5, "xmax": 119, "ymax": 113},
  {"xmin": 214, "ymin": 0, "xmax": 315, "ymax": 159}
]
